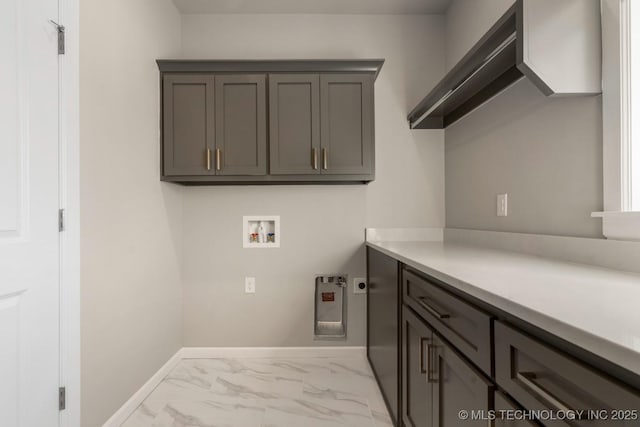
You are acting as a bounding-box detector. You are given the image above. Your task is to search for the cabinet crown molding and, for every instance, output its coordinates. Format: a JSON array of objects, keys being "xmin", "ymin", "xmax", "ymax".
[{"xmin": 156, "ymin": 59, "xmax": 385, "ymax": 80}]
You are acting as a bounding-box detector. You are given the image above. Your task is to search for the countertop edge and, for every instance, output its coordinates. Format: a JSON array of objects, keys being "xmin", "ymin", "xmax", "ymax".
[{"xmin": 366, "ymin": 241, "xmax": 640, "ymax": 378}]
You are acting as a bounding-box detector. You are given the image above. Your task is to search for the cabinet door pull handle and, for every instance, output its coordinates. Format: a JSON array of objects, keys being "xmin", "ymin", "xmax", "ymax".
[
  {"xmin": 427, "ymin": 343, "xmax": 437, "ymax": 383},
  {"xmin": 206, "ymin": 149, "xmax": 212, "ymax": 171},
  {"xmin": 322, "ymin": 148, "xmax": 328, "ymax": 170},
  {"xmin": 516, "ymin": 372, "xmax": 573, "ymax": 413},
  {"xmin": 419, "ymin": 337, "xmax": 428, "ymax": 374},
  {"xmin": 216, "ymin": 148, "xmax": 221, "ymax": 171},
  {"xmin": 312, "ymin": 148, "xmax": 318, "ymax": 170},
  {"xmin": 417, "ymin": 297, "xmax": 450, "ymax": 319}
]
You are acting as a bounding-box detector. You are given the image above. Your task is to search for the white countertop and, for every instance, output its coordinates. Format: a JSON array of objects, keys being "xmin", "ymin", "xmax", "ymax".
[{"xmin": 367, "ymin": 240, "xmax": 640, "ymax": 377}]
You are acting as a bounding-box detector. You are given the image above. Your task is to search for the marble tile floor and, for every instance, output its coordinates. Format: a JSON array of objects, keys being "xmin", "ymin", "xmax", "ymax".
[{"xmin": 121, "ymin": 356, "xmax": 394, "ymax": 427}]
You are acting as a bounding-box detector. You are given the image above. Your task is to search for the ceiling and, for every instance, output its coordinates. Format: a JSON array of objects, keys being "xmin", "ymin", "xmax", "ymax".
[{"xmin": 172, "ymin": 0, "xmax": 453, "ymax": 15}]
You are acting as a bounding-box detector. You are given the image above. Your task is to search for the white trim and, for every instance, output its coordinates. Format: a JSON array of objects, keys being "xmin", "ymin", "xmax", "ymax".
[
  {"xmin": 602, "ymin": 0, "xmax": 626, "ymax": 212},
  {"xmin": 182, "ymin": 346, "xmax": 366, "ymax": 359},
  {"xmin": 591, "ymin": 211, "xmax": 640, "ymax": 241},
  {"xmin": 599, "ymin": 0, "xmax": 639, "ymax": 240},
  {"xmin": 591, "ymin": 210, "xmax": 640, "ymax": 218},
  {"xmin": 102, "ymin": 349, "xmax": 184, "ymax": 427},
  {"xmin": 102, "ymin": 346, "xmax": 366, "ymax": 426},
  {"xmin": 59, "ymin": 0, "xmax": 80, "ymax": 425}
]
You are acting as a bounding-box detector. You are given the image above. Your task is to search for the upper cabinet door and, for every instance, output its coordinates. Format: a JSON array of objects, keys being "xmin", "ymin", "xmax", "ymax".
[
  {"xmin": 215, "ymin": 75, "xmax": 267, "ymax": 176},
  {"xmin": 163, "ymin": 75, "xmax": 216, "ymax": 176},
  {"xmin": 320, "ymin": 74, "xmax": 374, "ymax": 175},
  {"xmin": 269, "ymin": 74, "xmax": 320, "ymax": 175}
]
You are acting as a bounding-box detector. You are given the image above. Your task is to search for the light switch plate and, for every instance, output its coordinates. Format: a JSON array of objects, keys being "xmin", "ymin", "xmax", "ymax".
[
  {"xmin": 353, "ymin": 277, "xmax": 367, "ymax": 294},
  {"xmin": 497, "ymin": 194, "xmax": 508, "ymax": 217},
  {"xmin": 245, "ymin": 277, "xmax": 256, "ymax": 294}
]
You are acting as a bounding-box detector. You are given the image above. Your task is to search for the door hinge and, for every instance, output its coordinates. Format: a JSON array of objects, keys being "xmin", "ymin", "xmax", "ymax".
[
  {"xmin": 49, "ymin": 20, "xmax": 65, "ymax": 54},
  {"xmin": 58, "ymin": 209, "xmax": 65, "ymax": 232},
  {"xmin": 59, "ymin": 387, "xmax": 66, "ymax": 411}
]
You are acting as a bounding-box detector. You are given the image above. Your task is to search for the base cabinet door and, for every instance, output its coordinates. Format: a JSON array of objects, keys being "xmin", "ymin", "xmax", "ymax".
[
  {"xmin": 494, "ymin": 391, "xmax": 538, "ymax": 427},
  {"xmin": 367, "ymin": 248, "xmax": 400, "ymax": 425},
  {"xmin": 432, "ymin": 335, "xmax": 494, "ymax": 427},
  {"xmin": 402, "ymin": 306, "xmax": 434, "ymax": 427}
]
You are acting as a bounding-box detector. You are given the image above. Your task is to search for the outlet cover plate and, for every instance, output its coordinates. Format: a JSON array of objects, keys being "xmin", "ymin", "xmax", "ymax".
[
  {"xmin": 497, "ymin": 194, "xmax": 508, "ymax": 217},
  {"xmin": 353, "ymin": 277, "xmax": 367, "ymax": 294},
  {"xmin": 245, "ymin": 277, "xmax": 256, "ymax": 294}
]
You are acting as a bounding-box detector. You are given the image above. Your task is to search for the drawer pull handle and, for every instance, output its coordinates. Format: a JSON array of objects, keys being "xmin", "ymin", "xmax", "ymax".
[
  {"xmin": 419, "ymin": 337, "xmax": 428, "ymax": 374},
  {"xmin": 322, "ymin": 148, "xmax": 328, "ymax": 170},
  {"xmin": 417, "ymin": 297, "xmax": 450, "ymax": 319},
  {"xmin": 427, "ymin": 343, "xmax": 437, "ymax": 383},
  {"xmin": 312, "ymin": 148, "xmax": 318, "ymax": 170},
  {"xmin": 516, "ymin": 372, "xmax": 573, "ymax": 413},
  {"xmin": 216, "ymin": 148, "xmax": 221, "ymax": 171},
  {"xmin": 206, "ymin": 149, "xmax": 212, "ymax": 171}
]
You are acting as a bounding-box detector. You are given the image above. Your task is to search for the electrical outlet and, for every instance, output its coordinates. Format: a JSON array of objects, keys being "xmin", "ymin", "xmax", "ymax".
[
  {"xmin": 245, "ymin": 277, "xmax": 256, "ymax": 294},
  {"xmin": 353, "ymin": 277, "xmax": 367, "ymax": 294},
  {"xmin": 497, "ymin": 193, "xmax": 508, "ymax": 217}
]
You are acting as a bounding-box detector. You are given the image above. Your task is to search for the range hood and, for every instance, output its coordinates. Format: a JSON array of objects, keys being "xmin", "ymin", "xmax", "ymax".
[{"xmin": 408, "ymin": 0, "xmax": 601, "ymax": 130}]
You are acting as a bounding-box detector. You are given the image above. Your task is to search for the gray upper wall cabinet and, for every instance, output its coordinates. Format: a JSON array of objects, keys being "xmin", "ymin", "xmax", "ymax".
[
  {"xmin": 269, "ymin": 74, "xmax": 321, "ymax": 175},
  {"xmin": 157, "ymin": 59, "xmax": 383, "ymax": 184},
  {"xmin": 215, "ymin": 75, "xmax": 267, "ymax": 176},
  {"xmin": 320, "ymin": 75, "xmax": 374, "ymax": 175},
  {"xmin": 163, "ymin": 75, "xmax": 216, "ymax": 176},
  {"xmin": 269, "ymin": 73, "xmax": 375, "ymax": 177}
]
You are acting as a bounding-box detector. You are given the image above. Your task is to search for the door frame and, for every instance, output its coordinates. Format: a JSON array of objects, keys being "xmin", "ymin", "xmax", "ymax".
[{"xmin": 58, "ymin": 0, "xmax": 80, "ymax": 425}]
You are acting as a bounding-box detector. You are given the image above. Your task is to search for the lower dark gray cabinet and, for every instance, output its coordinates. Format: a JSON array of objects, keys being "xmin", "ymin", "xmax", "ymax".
[
  {"xmin": 402, "ymin": 306, "xmax": 493, "ymax": 427},
  {"xmin": 367, "ymin": 247, "xmax": 400, "ymax": 425},
  {"xmin": 402, "ymin": 306, "xmax": 434, "ymax": 427},
  {"xmin": 494, "ymin": 392, "xmax": 538, "ymax": 427},
  {"xmin": 495, "ymin": 321, "xmax": 640, "ymax": 427},
  {"xmin": 432, "ymin": 333, "xmax": 494, "ymax": 427}
]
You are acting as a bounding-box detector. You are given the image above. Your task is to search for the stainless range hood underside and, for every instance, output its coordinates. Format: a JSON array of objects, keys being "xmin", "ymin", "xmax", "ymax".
[{"xmin": 408, "ymin": 0, "xmax": 601, "ymax": 130}]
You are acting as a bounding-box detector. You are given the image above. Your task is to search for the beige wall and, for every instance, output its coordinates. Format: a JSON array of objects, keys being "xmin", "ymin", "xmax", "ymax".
[
  {"xmin": 180, "ymin": 14, "xmax": 446, "ymax": 346},
  {"xmin": 80, "ymin": 0, "xmax": 183, "ymax": 425},
  {"xmin": 444, "ymin": 0, "xmax": 603, "ymax": 237}
]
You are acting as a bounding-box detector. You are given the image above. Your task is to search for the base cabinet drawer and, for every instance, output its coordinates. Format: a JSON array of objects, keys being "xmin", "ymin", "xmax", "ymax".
[
  {"xmin": 403, "ymin": 269, "xmax": 493, "ymax": 376},
  {"xmin": 495, "ymin": 321, "xmax": 640, "ymax": 427},
  {"xmin": 402, "ymin": 306, "xmax": 494, "ymax": 427}
]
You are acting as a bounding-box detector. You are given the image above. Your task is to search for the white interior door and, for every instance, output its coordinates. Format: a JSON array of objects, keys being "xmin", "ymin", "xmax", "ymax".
[{"xmin": 0, "ymin": 0, "xmax": 62, "ymax": 425}]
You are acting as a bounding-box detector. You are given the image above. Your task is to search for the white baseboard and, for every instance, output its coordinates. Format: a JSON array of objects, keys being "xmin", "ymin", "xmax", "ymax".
[
  {"xmin": 181, "ymin": 346, "xmax": 366, "ymax": 359},
  {"xmin": 102, "ymin": 346, "xmax": 366, "ymax": 426},
  {"xmin": 102, "ymin": 348, "xmax": 183, "ymax": 427}
]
